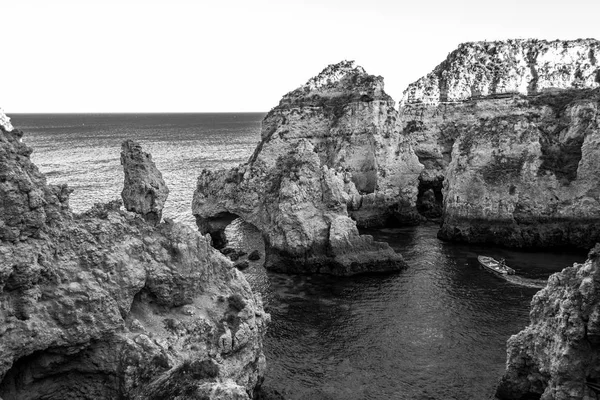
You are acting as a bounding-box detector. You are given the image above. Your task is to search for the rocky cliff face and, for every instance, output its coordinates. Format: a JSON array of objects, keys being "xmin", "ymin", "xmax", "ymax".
[
  {"xmin": 496, "ymin": 244, "xmax": 600, "ymax": 399},
  {"xmin": 121, "ymin": 139, "xmax": 169, "ymax": 225},
  {"xmin": 193, "ymin": 139, "xmax": 407, "ymax": 275},
  {"xmin": 255, "ymin": 60, "xmax": 423, "ymax": 227},
  {"xmin": 0, "ymin": 116, "xmax": 269, "ymax": 399},
  {"xmin": 403, "ymin": 39, "xmax": 600, "ymax": 106},
  {"xmin": 400, "ymin": 39, "xmax": 600, "ymax": 248}
]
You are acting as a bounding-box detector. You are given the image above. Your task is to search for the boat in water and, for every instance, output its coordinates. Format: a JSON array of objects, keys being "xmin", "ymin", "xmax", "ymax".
[{"xmin": 477, "ymin": 255, "xmax": 516, "ymax": 275}]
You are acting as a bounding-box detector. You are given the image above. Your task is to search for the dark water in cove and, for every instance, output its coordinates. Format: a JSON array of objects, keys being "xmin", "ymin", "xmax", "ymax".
[{"xmin": 10, "ymin": 113, "xmax": 586, "ymax": 399}]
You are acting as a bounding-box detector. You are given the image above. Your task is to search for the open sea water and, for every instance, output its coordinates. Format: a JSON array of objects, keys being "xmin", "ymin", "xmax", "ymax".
[{"xmin": 11, "ymin": 113, "xmax": 587, "ymax": 400}]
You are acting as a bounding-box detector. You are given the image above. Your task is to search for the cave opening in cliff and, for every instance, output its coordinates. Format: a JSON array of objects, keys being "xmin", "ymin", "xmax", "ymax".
[{"xmin": 416, "ymin": 176, "xmax": 444, "ymax": 220}]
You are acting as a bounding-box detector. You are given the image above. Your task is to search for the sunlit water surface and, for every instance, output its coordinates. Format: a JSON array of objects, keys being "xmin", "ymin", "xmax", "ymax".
[
  {"xmin": 16, "ymin": 113, "xmax": 263, "ymax": 226},
  {"xmin": 13, "ymin": 113, "xmax": 587, "ymax": 400}
]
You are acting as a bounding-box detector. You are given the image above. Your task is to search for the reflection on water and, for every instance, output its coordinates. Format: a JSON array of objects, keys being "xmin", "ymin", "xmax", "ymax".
[{"xmin": 230, "ymin": 222, "xmax": 586, "ymax": 400}]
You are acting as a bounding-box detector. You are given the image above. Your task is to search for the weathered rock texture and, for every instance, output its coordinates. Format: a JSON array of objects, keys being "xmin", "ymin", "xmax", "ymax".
[
  {"xmin": 0, "ymin": 116, "xmax": 269, "ymax": 399},
  {"xmin": 193, "ymin": 139, "xmax": 408, "ymax": 275},
  {"xmin": 0, "ymin": 126, "xmax": 72, "ymax": 243},
  {"xmin": 254, "ymin": 60, "xmax": 423, "ymax": 227},
  {"xmin": 400, "ymin": 39, "xmax": 600, "ymax": 248},
  {"xmin": 496, "ymin": 244, "xmax": 600, "ymax": 399},
  {"xmin": 121, "ymin": 139, "xmax": 169, "ymax": 225}
]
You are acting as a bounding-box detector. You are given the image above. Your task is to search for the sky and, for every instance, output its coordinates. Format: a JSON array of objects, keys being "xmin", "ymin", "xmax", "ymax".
[{"xmin": 3, "ymin": 0, "xmax": 600, "ymax": 113}]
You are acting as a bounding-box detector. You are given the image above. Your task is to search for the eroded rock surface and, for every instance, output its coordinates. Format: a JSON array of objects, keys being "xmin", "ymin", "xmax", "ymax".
[
  {"xmin": 400, "ymin": 39, "xmax": 600, "ymax": 248},
  {"xmin": 496, "ymin": 244, "xmax": 600, "ymax": 399},
  {"xmin": 121, "ymin": 139, "xmax": 169, "ymax": 225},
  {"xmin": 0, "ymin": 117, "xmax": 269, "ymax": 399},
  {"xmin": 254, "ymin": 60, "xmax": 422, "ymax": 227},
  {"xmin": 0, "ymin": 127, "xmax": 72, "ymax": 243},
  {"xmin": 193, "ymin": 139, "xmax": 407, "ymax": 275}
]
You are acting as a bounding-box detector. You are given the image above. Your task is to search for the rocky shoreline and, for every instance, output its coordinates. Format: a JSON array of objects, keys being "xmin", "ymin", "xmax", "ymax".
[
  {"xmin": 1, "ymin": 37, "xmax": 599, "ymax": 399},
  {"xmin": 0, "ymin": 118, "xmax": 269, "ymax": 399}
]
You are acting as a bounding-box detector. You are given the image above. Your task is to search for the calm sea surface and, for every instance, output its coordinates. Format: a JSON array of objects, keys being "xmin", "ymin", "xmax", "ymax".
[{"xmin": 11, "ymin": 113, "xmax": 586, "ymax": 400}]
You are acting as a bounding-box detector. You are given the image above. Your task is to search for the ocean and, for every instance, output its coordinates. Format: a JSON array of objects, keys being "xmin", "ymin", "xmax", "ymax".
[{"xmin": 11, "ymin": 113, "xmax": 586, "ymax": 399}]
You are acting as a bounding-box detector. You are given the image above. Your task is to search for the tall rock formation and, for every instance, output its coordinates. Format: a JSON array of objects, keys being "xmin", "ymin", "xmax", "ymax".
[
  {"xmin": 193, "ymin": 139, "xmax": 407, "ymax": 275},
  {"xmin": 0, "ymin": 113, "xmax": 269, "ymax": 399},
  {"xmin": 121, "ymin": 139, "xmax": 169, "ymax": 225},
  {"xmin": 496, "ymin": 244, "xmax": 600, "ymax": 399},
  {"xmin": 254, "ymin": 60, "xmax": 423, "ymax": 227},
  {"xmin": 400, "ymin": 39, "xmax": 600, "ymax": 248}
]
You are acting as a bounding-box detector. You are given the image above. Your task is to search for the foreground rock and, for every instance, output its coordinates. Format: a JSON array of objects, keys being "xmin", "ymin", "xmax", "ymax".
[
  {"xmin": 0, "ymin": 118, "xmax": 269, "ymax": 399},
  {"xmin": 496, "ymin": 244, "xmax": 600, "ymax": 399},
  {"xmin": 253, "ymin": 60, "xmax": 423, "ymax": 227},
  {"xmin": 400, "ymin": 39, "xmax": 600, "ymax": 248},
  {"xmin": 193, "ymin": 139, "xmax": 407, "ymax": 275},
  {"xmin": 120, "ymin": 139, "xmax": 169, "ymax": 225}
]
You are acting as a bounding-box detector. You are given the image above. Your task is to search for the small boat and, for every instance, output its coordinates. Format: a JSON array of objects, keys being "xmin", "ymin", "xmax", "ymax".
[{"xmin": 478, "ymin": 255, "xmax": 515, "ymax": 275}]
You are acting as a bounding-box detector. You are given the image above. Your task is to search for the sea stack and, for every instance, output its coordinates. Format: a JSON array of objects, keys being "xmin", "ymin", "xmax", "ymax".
[
  {"xmin": 193, "ymin": 139, "xmax": 408, "ymax": 275},
  {"xmin": 0, "ymin": 112, "xmax": 269, "ymax": 399},
  {"xmin": 254, "ymin": 60, "xmax": 423, "ymax": 227},
  {"xmin": 193, "ymin": 61, "xmax": 417, "ymax": 275},
  {"xmin": 120, "ymin": 139, "xmax": 169, "ymax": 225},
  {"xmin": 400, "ymin": 38, "xmax": 600, "ymax": 248},
  {"xmin": 496, "ymin": 244, "xmax": 600, "ymax": 399}
]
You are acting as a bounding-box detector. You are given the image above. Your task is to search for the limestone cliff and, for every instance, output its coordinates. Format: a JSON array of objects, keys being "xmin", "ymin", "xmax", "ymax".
[
  {"xmin": 193, "ymin": 139, "xmax": 407, "ymax": 275},
  {"xmin": 255, "ymin": 60, "xmax": 422, "ymax": 227},
  {"xmin": 403, "ymin": 39, "xmax": 600, "ymax": 107},
  {"xmin": 400, "ymin": 39, "xmax": 600, "ymax": 248},
  {"xmin": 496, "ymin": 244, "xmax": 600, "ymax": 399},
  {"xmin": 121, "ymin": 139, "xmax": 169, "ymax": 225},
  {"xmin": 0, "ymin": 116, "xmax": 269, "ymax": 399}
]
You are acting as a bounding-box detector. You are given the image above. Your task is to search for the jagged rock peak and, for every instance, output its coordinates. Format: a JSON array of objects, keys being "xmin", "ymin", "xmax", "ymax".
[
  {"xmin": 120, "ymin": 139, "xmax": 169, "ymax": 225},
  {"xmin": 305, "ymin": 60, "xmax": 366, "ymax": 90},
  {"xmin": 278, "ymin": 60, "xmax": 392, "ymax": 107},
  {"xmin": 0, "ymin": 108, "xmax": 14, "ymax": 132},
  {"xmin": 402, "ymin": 38, "xmax": 600, "ymax": 105}
]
